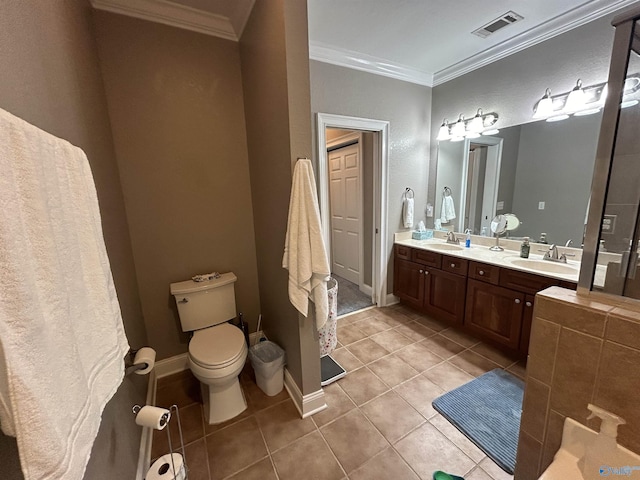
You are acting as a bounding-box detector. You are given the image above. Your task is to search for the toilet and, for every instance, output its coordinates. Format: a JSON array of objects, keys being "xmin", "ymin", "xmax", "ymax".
[{"xmin": 170, "ymin": 272, "xmax": 247, "ymax": 425}]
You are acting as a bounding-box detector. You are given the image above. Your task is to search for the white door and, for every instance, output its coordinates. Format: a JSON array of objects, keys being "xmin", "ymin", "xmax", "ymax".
[{"xmin": 329, "ymin": 143, "xmax": 361, "ymax": 284}]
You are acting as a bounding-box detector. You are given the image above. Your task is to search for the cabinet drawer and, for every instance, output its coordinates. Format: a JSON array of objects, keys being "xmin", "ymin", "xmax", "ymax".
[
  {"xmin": 395, "ymin": 244, "xmax": 412, "ymax": 260},
  {"xmin": 412, "ymin": 249, "xmax": 442, "ymax": 268},
  {"xmin": 468, "ymin": 261, "xmax": 500, "ymax": 285},
  {"xmin": 442, "ymin": 255, "xmax": 468, "ymax": 276},
  {"xmin": 499, "ymin": 268, "xmax": 559, "ymax": 295}
]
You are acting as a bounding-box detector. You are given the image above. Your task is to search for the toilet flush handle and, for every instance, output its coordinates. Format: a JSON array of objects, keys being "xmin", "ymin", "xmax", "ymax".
[{"xmin": 178, "ymin": 298, "xmax": 189, "ymax": 303}]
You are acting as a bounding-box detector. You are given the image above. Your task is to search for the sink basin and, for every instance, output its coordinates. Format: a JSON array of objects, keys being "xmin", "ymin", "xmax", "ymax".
[
  {"xmin": 424, "ymin": 243, "xmax": 465, "ymax": 251},
  {"xmin": 539, "ymin": 418, "xmax": 640, "ymax": 479},
  {"xmin": 509, "ymin": 259, "xmax": 578, "ymax": 275}
]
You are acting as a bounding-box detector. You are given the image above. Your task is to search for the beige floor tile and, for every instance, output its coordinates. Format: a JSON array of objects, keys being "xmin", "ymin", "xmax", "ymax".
[
  {"xmin": 394, "ymin": 375, "xmax": 444, "ymax": 419},
  {"xmin": 506, "ymin": 360, "xmax": 527, "ymax": 380},
  {"xmin": 360, "ymin": 391, "xmax": 425, "ymax": 443},
  {"xmin": 374, "ymin": 308, "xmax": 414, "ymax": 327},
  {"xmin": 479, "ymin": 457, "xmax": 514, "ymax": 480},
  {"xmin": 393, "ymin": 305, "xmax": 425, "ymax": 320},
  {"xmin": 312, "ymin": 383, "xmax": 356, "ymax": 427},
  {"xmin": 395, "ymin": 422, "xmax": 476, "ymax": 478},
  {"xmin": 336, "ymin": 323, "xmax": 368, "ymax": 346},
  {"xmin": 395, "ymin": 342, "xmax": 445, "ymax": 372},
  {"xmin": 339, "ymin": 308, "xmax": 377, "ymax": 324},
  {"xmin": 370, "ymin": 329, "xmax": 415, "ymax": 352},
  {"xmin": 205, "ymin": 417, "xmax": 268, "ymax": 480},
  {"xmin": 349, "ymin": 447, "xmax": 419, "ymax": 480},
  {"xmin": 440, "ymin": 327, "xmax": 483, "ymax": 348},
  {"xmin": 255, "ymin": 400, "xmax": 316, "ymax": 452},
  {"xmin": 272, "ymin": 431, "xmax": 345, "ymax": 480},
  {"xmin": 413, "ymin": 314, "xmax": 450, "ymax": 331},
  {"xmin": 347, "ymin": 338, "xmax": 390, "ymax": 364},
  {"xmin": 367, "ymin": 354, "xmax": 419, "ymax": 387},
  {"xmin": 182, "ymin": 438, "xmax": 210, "ymax": 480},
  {"xmin": 466, "ymin": 466, "xmax": 494, "ymax": 480},
  {"xmin": 330, "ymin": 347, "xmax": 364, "ymax": 372},
  {"xmin": 449, "ymin": 350, "xmax": 502, "ymax": 377},
  {"xmin": 243, "ymin": 378, "xmax": 290, "ymax": 413},
  {"xmin": 423, "ymin": 362, "xmax": 475, "ymax": 392},
  {"xmin": 226, "ymin": 458, "xmax": 276, "ymax": 480},
  {"xmin": 429, "ymin": 414, "xmax": 486, "ymax": 462},
  {"xmin": 337, "ymin": 367, "xmax": 389, "ymax": 406},
  {"xmin": 355, "ymin": 317, "xmax": 393, "ymax": 336},
  {"xmin": 420, "ymin": 335, "xmax": 467, "ymax": 359},
  {"xmin": 394, "ymin": 321, "xmax": 437, "ymax": 341},
  {"xmin": 320, "ymin": 410, "xmax": 389, "ymax": 473},
  {"xmin": 471, "ymin": 343, "xmax": 518, "ymax": 368}
]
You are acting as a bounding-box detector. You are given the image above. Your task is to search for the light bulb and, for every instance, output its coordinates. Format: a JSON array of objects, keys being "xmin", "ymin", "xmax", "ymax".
[
  {"xmin": 564, "ymin": 79, "xmax": 586, "ymax": 113},
  {"xmin": 436, "ymin": 119, "xmax": 451, "ymax": 141},
  {"xmin": 451, "ymin": 115, "xmax": 466, "ymax": 137},
  {"xmin": 533, "ymin": 89, "xmax": 554, "ymax": 119}
]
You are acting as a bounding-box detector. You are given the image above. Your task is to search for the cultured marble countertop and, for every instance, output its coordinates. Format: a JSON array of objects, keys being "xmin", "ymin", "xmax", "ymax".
[{"xmin": 394, "ymin": 231, "xmax": 590, "ymax": 284}]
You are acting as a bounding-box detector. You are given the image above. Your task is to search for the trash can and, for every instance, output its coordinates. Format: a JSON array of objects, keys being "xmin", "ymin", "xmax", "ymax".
[
  {"xmin": 249, "ymin": 341, "xmax": 286, "ymax": 396},
  {"xmin": 319, "ymin": 277, "xmax": 338, "ymax": 356}
]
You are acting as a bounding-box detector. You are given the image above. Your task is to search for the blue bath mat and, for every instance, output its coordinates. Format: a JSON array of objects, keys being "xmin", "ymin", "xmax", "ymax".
[{"xmin": 432, "ymin": 369, "xmax": 524, "ymax": 474}]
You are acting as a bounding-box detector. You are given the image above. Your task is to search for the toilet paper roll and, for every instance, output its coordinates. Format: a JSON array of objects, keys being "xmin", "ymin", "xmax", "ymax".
[
  {"xmin": 133, "ymin": 347, "xmax": 156, "ymax": 375},
  {"xmin": 146, "ymin": 453, "xmax": 186, "ymax": 480},
  {"xmin": 135, "ymin": 405, "xmax": 171, "ymax": 430}
]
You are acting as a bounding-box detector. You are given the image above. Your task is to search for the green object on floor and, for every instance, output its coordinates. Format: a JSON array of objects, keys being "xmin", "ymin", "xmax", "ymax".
[{"xmin": 432, "ymin": 471, "xmax": 465, "ymax": 480}]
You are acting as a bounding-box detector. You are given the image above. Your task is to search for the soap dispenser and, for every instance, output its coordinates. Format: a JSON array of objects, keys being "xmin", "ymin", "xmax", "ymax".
[
  {"xmin": 581, "ymin": 404, "xmax": 626, "ymax": 480},
  {"xmin": 465, "ymin": 229, "xmax": 472, "ymax": 248}
]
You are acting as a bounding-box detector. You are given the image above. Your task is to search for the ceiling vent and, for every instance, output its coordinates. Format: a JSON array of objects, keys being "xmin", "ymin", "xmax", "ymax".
[{"xmin": 472, "ymin": 11, "xmax": 524, "ymax": 38}]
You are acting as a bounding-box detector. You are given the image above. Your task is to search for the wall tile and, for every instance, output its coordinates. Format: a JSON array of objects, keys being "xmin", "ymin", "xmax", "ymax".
[
  {"xmin": 520, "ymin": 378, "xmax": 550, "ymax": 442},
  {"xmin": 606, "ymin": 308, "xmax": 640, "ymax": 350},
  {"xmin": 514, "ymin": 430, "xmax": 542, "ymax": 480},
  {"xmin": 550, "ymin": 328, "xmax": 602, "ymax": 422},
  {"xmin": 535, "ymin": 289, "xmax": 610, "ymax": 337},
  {"xmin": 527, "ymin": 318, "xmax": 560, "ymax": 385},
  {"xmin": 541, "ymin": 410, "xmax": 565, "ymax": 473},
  {"xmin": 593, "ymin": 341, "xmax": 640, "ymax": 454}
]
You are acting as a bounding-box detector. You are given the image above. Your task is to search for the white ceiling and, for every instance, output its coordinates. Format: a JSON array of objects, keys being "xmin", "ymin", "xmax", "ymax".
[{"xmin": 91, "ymin": 0, "xmax": 638, "ymax": 86}]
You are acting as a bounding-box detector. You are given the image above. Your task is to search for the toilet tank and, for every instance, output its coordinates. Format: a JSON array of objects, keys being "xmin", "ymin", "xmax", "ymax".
[{"xmin": 170, "ymin": 272, "xmax": 237, "ymax": 332}]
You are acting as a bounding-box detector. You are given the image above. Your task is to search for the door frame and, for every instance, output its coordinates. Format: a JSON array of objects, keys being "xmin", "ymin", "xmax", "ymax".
[
  {"xmin": 326, "ymin": 132, "xmax": 365, "ymax": 290},
  {"xmin": 317, "ymin": 113, "xmax": 390, "ymax": 307}
]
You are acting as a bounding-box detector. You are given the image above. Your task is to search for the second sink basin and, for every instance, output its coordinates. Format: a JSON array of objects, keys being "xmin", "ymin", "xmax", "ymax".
[
  {"xmin": 509, "ymin": 258, "xmax": 579, "ymax": 275},
  {"xmin": 425, "ymin": 243, "xmax": 465, "ymax": 251}
]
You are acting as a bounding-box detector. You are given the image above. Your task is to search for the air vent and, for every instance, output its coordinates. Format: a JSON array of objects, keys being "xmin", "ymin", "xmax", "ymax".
[{"xmin": 472, "ymin": 11, "xmax": 523, "ymax": 38}]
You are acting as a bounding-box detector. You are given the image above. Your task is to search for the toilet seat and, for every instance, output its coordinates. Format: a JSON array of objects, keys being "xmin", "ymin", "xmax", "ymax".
[{"xmin": 189, "ymin": 323, "xmax": 246, "ymax": 370}]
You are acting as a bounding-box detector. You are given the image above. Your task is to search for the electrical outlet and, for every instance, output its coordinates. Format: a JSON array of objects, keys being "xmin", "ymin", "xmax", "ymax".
[
  {"xmin": 538, "ymin": 201, "xmax": 545, "ymax": 210},
  {"xmin": 496, "ymin": 201, "xmax": 504, "ymax": 210},
  {"xmin": 426, "ymin": 203, "xmax": 434, "ymax": 217}
]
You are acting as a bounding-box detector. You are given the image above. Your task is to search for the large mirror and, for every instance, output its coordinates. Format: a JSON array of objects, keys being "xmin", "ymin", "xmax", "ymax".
[{"xmin": 435, "ymin": 112, "xmax": 602, "ymax": 246}]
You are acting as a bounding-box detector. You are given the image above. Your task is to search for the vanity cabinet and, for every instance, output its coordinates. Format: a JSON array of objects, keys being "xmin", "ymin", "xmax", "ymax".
[
  {"xmin": 394, "ymin": 246, "xmax": 577, "ymax": 356},
  {"xmin": 393, "ymin": 246, "xmax": 467, "ymax": 325}
]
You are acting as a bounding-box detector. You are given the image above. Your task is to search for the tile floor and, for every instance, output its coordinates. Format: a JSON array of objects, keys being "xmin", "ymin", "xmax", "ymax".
[{"xmin": 151, "ymin": 304, "xmax": 526, "ymax": 480}]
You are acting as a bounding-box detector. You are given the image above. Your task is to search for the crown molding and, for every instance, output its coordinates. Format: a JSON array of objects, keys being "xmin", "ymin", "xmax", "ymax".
[
  {"xmin": 90, "ymin": 0, "xmax": 238, "ymax": 41},
  {"xmin": 433, "ymin": 0, "xmax": 639, "ymax": 86},
  {"xmin": 309, "ymin": 42, "xmax": 434, "ymax": 87}
]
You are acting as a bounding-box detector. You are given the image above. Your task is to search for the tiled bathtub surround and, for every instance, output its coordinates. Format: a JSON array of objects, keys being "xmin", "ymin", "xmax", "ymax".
[
  {"xmin": 151, "ymin": 305, "xmax": 524, "ymax": 480},
  {"xmin": 515, "ymin": 287, "xmax": 640, "ymax": 479}
]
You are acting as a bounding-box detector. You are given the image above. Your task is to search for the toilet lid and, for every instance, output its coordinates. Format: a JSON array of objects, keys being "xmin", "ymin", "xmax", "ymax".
[{"xmin": 189, "ymin": 323, "xmax": 245, "ymax": 368}]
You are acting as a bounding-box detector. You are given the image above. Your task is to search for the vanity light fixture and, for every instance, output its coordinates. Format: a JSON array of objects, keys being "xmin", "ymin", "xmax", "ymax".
[
  {"xmin": 482, "ymin": 128, "xmax": 500, "ymax": 135},
  {"xmin": 532, "ymin": 75, "xmax": 640, "ymax": 121},
  {"xmin": 436, "ymin": 110, "xmax": 499, "ymax": 142}
]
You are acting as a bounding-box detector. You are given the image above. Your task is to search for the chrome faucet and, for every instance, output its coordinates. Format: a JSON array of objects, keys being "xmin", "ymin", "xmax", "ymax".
[
  {"xmin": 565, "ymin": 239, "xmax": 574, "ymax": 247},
  {"xmin": 446, "ymin": 231, "xmax": 460, "ymax": 245},
  {"xmin": 540, "ymin": 244, "xmax": 575, "ymax": 263}
]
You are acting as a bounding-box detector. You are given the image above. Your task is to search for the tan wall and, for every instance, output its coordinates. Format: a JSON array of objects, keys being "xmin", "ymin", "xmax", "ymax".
[
  {"xmin": 93, "ymin": 11, "xmax": 261, "ymax": 360},
  {"xmin": 516, "ymin": 287, "xmax": 640, "ymax": 479},
  {"xmin": 0, "ymin": 2, "xmax": 147, "ymax": 478},
  {"xmin": 240, "ymin": 0, "xmax": 320, "ymax": 394}
]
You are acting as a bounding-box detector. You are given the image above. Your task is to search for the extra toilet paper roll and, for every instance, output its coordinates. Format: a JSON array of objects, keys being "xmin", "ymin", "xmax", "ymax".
[
  {"xmin": 146, "ymin": 453, "xmax": 186, "ymax": 480},
  {"xmin": 135, "ymin": 405, "xmax": 171, "ymax": 430},
  {"xmin": 133, "ymin": 347, "xmax": 156, "ymax": 375}
]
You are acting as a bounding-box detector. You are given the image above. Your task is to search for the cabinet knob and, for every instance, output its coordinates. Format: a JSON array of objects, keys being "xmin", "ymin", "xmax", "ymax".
[
  {"xmin": 479, "ymin": 270, "xmax": 485, "ymax": 276},
  {"xmin": 419, "ymin": 269, "xmax": 424, "ymax": 274},
  {"xmin": 515, "ymin": 299, "xmax": 521, "ymax": 304},
  {"xmin": 525, "ymin": 301, "xmax": 532, "ymax": 307},
  {"xmin": 424, "ymin": 271, "xmax": 429, "ymax": 275},
  {"xmin": 450, "ymin": 263, "xmax": 456, "ymax": 268}
]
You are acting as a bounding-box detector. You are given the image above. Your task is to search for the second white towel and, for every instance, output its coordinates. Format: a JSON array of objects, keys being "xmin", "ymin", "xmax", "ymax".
[
  {"xmin": 440, "ymin": 195, "xmax": 456, "ymax": 223},
  {"xmin": 402, "ymin": 197, "xmax": 414, "ymax": 228}
]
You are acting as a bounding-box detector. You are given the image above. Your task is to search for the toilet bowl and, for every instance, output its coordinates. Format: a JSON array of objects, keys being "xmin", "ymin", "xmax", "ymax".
[
  {"xmin": 188, "ymin": 323, "xmax": 247, "ymax": 424},
  {"xmin": 170, "ymin": 273, "xmax": 248, "ymax": 425}
]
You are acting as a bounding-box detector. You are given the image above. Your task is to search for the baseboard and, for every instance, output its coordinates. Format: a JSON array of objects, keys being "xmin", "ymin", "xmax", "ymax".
[
  {"xmin": 154, "ymin": 353, "xmax": 189, "ymax": 378},
  {"xmin": 359, "ymin": 283, "xmax": 373, "ymax": 296},
  {"xmin": 283, "ymin": 368, "xmax": 327, "ymax": 418},
  {"xmin": 386, "ymin": 293, "xmax": 399, "ymax": 306},
  {"xmin": 135, "ymin": 370, "xmax": 158, "ymax": 480}
]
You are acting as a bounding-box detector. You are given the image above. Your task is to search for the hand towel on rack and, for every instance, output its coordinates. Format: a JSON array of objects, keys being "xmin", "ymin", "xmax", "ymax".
[
  {"xmin": 440, "ymin": 195, "xmax": 456, "ymax": 223},
  {"xmin": 402, "ymin": 197, "xmax": 414, "ymax": 228},
  {"xmin": 0, "ymin": 107, "xmax": 130, "ymax": 480},
  {"xmin": 283, "ymin": 159, "xmax": 331, "ymax": 330}
]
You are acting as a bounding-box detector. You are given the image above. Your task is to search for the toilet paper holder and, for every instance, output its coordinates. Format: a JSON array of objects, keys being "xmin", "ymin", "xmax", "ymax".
[
  {"xmin": 133, "ymin": 404, "xmax": 189, "ymax": 479},
  {"xmin": 125, "ymin": 347, "xmax": 156, "ymax": 376}
]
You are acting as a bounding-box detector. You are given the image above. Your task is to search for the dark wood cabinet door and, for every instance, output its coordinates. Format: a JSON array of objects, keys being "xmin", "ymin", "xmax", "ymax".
[
  {"xmin": 394, "ymin": 258, "xmax": 425, "ymax": 310},
  {"xmin": 424, "ymin": 267, "xmax": 467, "ymax": 325},
  {"xmin": 465, "ymin": 279, "xmax": 524, "ymax": 349},
  {"xmin": 519, "ymin": 294, "xmax": 536, "ymax": 354}
]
